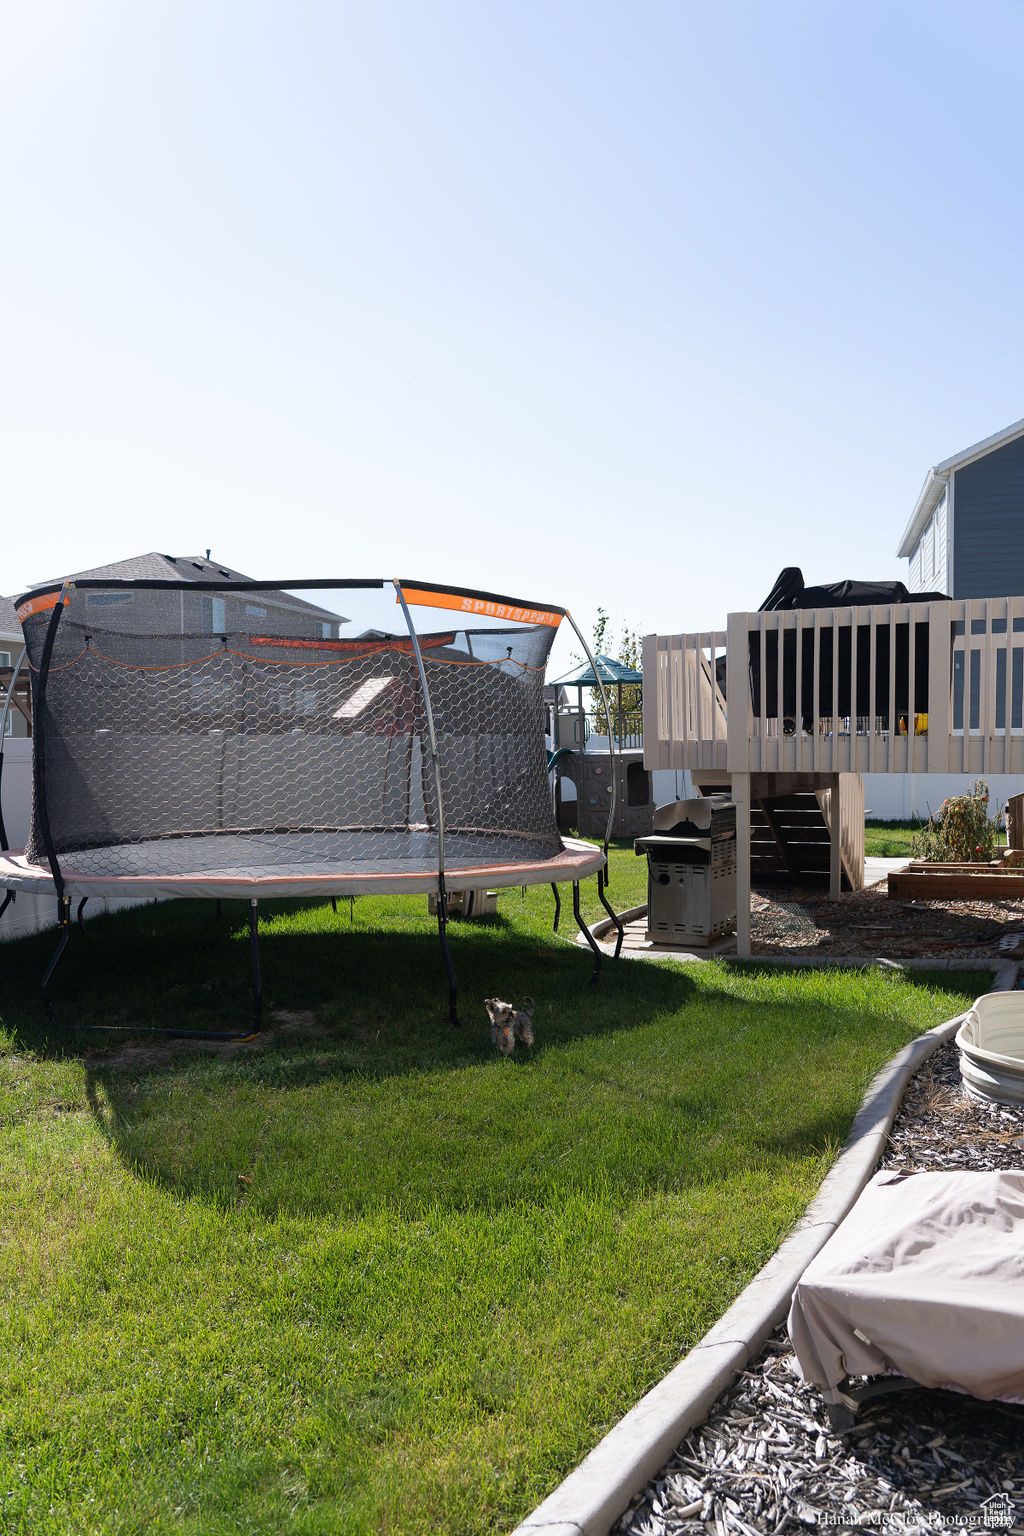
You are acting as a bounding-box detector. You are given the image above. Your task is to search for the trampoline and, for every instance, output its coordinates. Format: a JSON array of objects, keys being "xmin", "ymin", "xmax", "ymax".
[{"xmin": 0, "ymin": 575, "xmax": 621, "ymax": 1037}]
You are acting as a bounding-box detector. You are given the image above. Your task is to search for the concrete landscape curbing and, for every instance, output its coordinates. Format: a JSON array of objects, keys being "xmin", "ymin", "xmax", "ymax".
[
  {"xmin": 510, "ymin": 960, "xmax": 1017, "ymax": 1536},
  {"xmin": 583, "ymin": 906, "xmax": 1009, "ymax": 971}
]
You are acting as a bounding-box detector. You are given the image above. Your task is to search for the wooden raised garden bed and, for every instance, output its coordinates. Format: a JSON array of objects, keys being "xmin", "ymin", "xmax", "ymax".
[{"xmin": 889, "ymin": 849, "xmax": 1024, "ymax": 900}]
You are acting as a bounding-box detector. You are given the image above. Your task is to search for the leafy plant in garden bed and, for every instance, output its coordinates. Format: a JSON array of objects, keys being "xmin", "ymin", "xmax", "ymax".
[{"xmin": 911, "ymin": 779, "xmax": 1003, "ymax": 863}]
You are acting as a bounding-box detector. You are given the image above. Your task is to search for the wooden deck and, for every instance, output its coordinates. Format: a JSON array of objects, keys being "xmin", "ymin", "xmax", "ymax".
[
  {"xmin": 641, "ymin": 596, "xmax": 1024, "ymax": 956},
  {"xmin": 644, "ymin": 598, "xmax": 1024, "ymax": 778}
]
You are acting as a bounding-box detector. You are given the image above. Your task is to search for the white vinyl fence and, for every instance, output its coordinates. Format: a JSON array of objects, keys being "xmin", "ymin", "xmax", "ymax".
[{"xmin": 1, "ymin": 738, "xmax": 155, "ymax": 941}]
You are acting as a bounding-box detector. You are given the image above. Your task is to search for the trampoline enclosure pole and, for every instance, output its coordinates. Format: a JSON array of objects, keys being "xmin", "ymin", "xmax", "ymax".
[
  {"xmin": 33, "ymin": 590, "xmax": 74, "ymax": 1011},
  {"xmin": 563, "ymin": 611, "xmax": 617, "ymax": 881},
  {"xmin": 394, "ymin": 581, "xmax": 459, "ymax": 1026},
  {"xmin": 33, "ymin": 589, "xmax": 70, "ymax": 913}
]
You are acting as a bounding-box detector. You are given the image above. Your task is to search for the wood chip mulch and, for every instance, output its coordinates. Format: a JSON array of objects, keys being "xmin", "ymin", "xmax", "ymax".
[
  {"xmin": 614, "ymin": 1043, "xmax": 1024, "ymax": 1535},
  {"xmin": 751, "ymin": 881, "xmax": 1024, "ymax": 961}
]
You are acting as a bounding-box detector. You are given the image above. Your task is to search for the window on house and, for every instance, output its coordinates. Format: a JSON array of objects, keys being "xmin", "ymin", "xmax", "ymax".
[
  {"xmin": 333, "ymin": 677, "xmax": 394, "ymax": 720},
  {"xmin": 1, "ymin": 651, "xmax": 11, "ymax": 736},
  {"xmin": 200, "ymin": 596, "xmax": 227, "ymax": 633},
  {"xmin": 190, "ymin": 677, "xmax": 232, "ymax": 711},
  {"xmin": 993, "ymin": 647, "xmax": 1024, "ymax": 731},
  {"xmin": 85, "ymin": 592, "xmax": 133, "ymax": 607}
]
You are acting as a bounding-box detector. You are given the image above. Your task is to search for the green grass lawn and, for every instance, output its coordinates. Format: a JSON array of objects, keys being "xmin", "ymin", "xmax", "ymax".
[
  {"xmin": 863, "ymin": 818, "xmax": 924, "ymax": 858},
  {"xmin": 0, "ymin": 849, "xmax": 987, "ymax": 1536}
]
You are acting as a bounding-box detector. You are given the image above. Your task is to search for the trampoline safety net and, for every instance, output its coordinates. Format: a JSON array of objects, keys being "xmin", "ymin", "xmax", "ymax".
[{"xmin": 19, "ymin": 581, "xmax": 564, "ymax": 882}]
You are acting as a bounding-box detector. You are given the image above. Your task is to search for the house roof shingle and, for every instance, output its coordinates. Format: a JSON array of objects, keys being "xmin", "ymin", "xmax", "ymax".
[
  {"xmin": 0, "ymin": 595, "xmax": 20, "ymax": 641},
  {"xmin": 18, "ymin": 552, "xmax": 345, "ymax": 624}
]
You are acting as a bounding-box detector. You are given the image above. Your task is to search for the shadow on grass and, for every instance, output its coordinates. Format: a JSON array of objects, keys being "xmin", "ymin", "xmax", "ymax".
[
  {"xmin": 0, "ymin": 899, "xmax": 984, "ymax": 1220},
  {"xmin": 56, "ymin": 902, "xmax": 715, "ymax": 1216},
  {"xmin": 1, "ymin": 895, "xmax": 682, "ymax": 1058}
]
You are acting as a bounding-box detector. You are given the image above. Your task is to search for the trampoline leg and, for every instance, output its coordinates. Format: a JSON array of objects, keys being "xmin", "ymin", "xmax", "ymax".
[
  {"xmin": 76, "ymin": 897, "xmax": 89, "ymax": 930},
  {"xmin": 42, "ymin": 896, "xmax": 72, "ymax": 1023},
  {"xmin": 330, "ymin": 897, "xmax": 337, "ymax": 914},
  {"xmin": 0, "ymin": 889, "xmax": 14, "ymax": 923},
  {"xmin": 596, "ymin": 869, "xmax": 624, "ymax": 959},
  {"xmin": 42, "ymin": 895, "xmax": 260, "ymax": 1042},
  {"xmin": 250, "ymin": 899, "xmax": 263, "ymax": 1036},
  {"xmin": 435, "ymin": 885, "xmax": 460, "ymax": 1027},
  {"xmin": 572, "ymin": 881, "xmax": 602, "ymax": 986},
  {"xmin": 550, "ymin": 882, "xmax": 561, "ymax": 933}
]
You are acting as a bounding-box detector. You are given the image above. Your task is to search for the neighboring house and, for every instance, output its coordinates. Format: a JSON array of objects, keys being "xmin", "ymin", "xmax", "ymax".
[
  {"xmin": 26, "ymin": 550, "xmax": 346, "ymax": 640},
  {"xmin": 872, "ymin": 417, "xmax": 1024, "ymax": 817},
  {"xmin": 899, "ymin": 415, "xmax": 1024, "ymax": 598},
  {"xmin": 1, "ymin": 551, "xmax": 346, "ymax": 942},
  {"xmin": 0, "ymin": 595, "xmax": 29, "ymax": 738}
]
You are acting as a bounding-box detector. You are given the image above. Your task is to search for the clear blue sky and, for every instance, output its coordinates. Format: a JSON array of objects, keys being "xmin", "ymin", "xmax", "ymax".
[{"xmin": 4, "ymin": 0, "xmax": 1024, "ymax": 668}]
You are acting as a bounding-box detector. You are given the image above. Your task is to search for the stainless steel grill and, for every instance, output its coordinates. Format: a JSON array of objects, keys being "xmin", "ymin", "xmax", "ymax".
[{"xmin": 634, "ymin": 795, "xmax": 737, "ymax": 945}]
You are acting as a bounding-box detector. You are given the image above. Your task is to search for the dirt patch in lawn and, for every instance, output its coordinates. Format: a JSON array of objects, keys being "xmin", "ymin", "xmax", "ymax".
[
  {"xmin": 751, "ymin": 878, "xmax": 1024, "ymax": 961},
  {"xmin": 84, "ymin": 1007, "xmax": 329, "ymax": 1068}
]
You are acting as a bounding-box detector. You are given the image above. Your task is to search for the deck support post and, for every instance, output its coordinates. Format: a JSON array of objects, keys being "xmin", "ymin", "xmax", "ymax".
[
  {"xmin": 734, "ymin": 771, "xmax": 751, "ymax": 959},
  {"xmin": 829, "ymin": 773, "xmax": 842, "ymax": 901}
]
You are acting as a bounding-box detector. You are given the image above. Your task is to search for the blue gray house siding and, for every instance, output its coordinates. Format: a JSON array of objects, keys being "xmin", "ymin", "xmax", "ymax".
[
  {"xmin": 905, "ymin": 433, "xmax": 1024, "ymax": 726},
  {"xmin": 952, "ymin": 432, "xmax": 1024, "ymax": 598}
]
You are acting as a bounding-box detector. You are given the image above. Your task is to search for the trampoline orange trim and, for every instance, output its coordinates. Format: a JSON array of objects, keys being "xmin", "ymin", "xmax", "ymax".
[
  {"xmin": 16, "ymin": 589, "xmax": 68, "ymax": 623},
  {"xmin": 249, "ymin": 633, "xmax": 456, "ymax": 655},
  {"xmin": 398, "ymin": 586, "xmax": 563, "ymax": 628}
]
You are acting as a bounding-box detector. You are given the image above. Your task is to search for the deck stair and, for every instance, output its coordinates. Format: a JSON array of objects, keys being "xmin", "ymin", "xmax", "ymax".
[{"xmin": 694, "ymin": 773, "xmax": 862, "ymax": 890}]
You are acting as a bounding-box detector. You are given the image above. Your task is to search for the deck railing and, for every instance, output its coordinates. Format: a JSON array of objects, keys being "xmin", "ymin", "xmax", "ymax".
[
  {"xmin": 554, "ymin": 709, "xmax": 644, "ymax": 751},
  {"xmin": 643, "ymin": 598, "xmax": 1024, "ymax": 777}
]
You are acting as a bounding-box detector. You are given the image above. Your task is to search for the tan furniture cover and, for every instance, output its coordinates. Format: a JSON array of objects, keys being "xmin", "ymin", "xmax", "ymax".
[{"xmin": 788, "ymin": 1169, "xmax": 1024, "ymax": 1403}]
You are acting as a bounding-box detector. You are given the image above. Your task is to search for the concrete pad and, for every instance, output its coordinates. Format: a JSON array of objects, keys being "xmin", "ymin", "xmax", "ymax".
[{"xmin": 864, "ymin": 854, "xmax": 911, "ymax": 886}]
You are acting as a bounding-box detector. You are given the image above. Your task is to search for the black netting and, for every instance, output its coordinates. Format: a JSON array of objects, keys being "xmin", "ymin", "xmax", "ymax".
[{"xmin": 20, "ymin": 583, "xmax": 563, "ymax": 880}]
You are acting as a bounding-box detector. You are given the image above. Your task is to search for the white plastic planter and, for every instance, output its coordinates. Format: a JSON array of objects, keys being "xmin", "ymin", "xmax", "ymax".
[{"xmin": 956, "ymin": 992, "xmax": 1024, "ymax": 1105}]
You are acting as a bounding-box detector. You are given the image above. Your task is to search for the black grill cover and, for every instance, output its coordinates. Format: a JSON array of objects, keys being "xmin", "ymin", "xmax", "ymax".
[{"xmin": 750, "ymin": 569, "xmax": 951, "ymax": 721}]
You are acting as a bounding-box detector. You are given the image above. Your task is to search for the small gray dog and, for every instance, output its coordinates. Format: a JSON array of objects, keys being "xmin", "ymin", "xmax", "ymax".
[{"xmin": 484, "ymin": 996, "xmax": 536, "ymax": 1054}]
